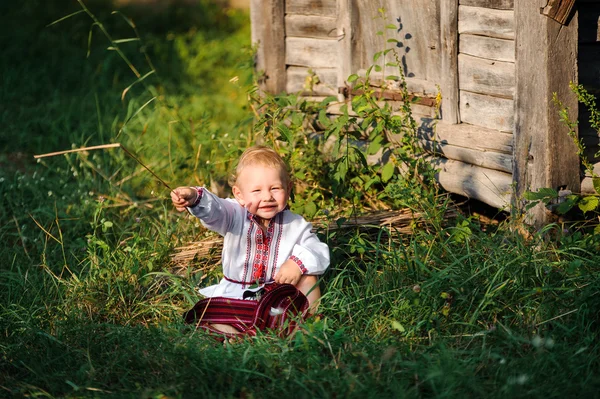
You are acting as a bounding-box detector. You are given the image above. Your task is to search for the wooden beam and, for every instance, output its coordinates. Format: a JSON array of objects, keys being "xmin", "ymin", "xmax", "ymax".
[
  {"xmin": 513, "ymin": 0, "xmax": 580, "ymax": 226},
  {"xmin": 285, "ymin": 15, "xmax": 337, "ymax": 38},
  {"xmin": 458, "ymin": 6, "xmax": 515, "ymax": 39},
  {"xmin": 285, "ymin": 0, "xmax": 337, "ymax": 17},
  {"xmin": 459, "ymin": 91, "xmax": 514, "ymax": 132},
  {"xmin": 459, "ymin": 34, "xmax": 515, "ymax": 62},
  {"xmin": 339, "ymin": 87, "xmax": 437, "ymax": 107},
  {"xmin": 459, "ymin": 0, "xmax": 514, "ymax": 10},
  {"xmin": 285, "ymin": 37, "xmax": 339, "ymax": 68},
  {"xmin": 541, "ymin": 0, "xmax": 576, "ymax": 25},
  {"xmin": 441, "ymin": 0, "xmax": 460, "ymax": 124},
  {"xmin": 337, "ymin": 0, "xmax": 352, "ymax": 100},
  {"xmin": 458, "ymin": 54, "xmax": 515, "ymax": 98},
  {"xmin": 429, "ymin": 157, "xmax": 513, "ymax": 210},
  {"xmin": 251, "ymin": 0, "xmax": 285, "ymax": 93}
]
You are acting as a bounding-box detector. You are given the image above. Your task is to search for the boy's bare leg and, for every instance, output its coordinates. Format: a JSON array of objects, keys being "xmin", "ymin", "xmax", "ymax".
[
  {"xmin": 295, "ymin": 275, "xmax": 321, "ymax": 314},
  {"xmin": 210, "ymin": 323, "xmax": 241, "ymax": 334}
]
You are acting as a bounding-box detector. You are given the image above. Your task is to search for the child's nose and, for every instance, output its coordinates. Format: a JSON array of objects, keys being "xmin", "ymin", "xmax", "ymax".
[{"xmin": 262, "ymin": 191, "xmax": 274, "ymax": 200}]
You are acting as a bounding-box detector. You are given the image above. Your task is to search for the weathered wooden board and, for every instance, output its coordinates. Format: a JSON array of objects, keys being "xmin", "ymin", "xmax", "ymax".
[
  {"xmin": 326, "ymin": 101, "xmax": 436, "ymax": 119},
  {"xmin": 251, "ymin": 0, "xmax": 285, "ymax": 93},
  {"xmin": 441, "ymin": 0, "xmax": 460, "ymax": 124},
  {"xmin": 458, "ymin": 5, "xmax": 515, "ymax": 39},
  {"xmin": 581, "ymin": 177, "xmax": 598, "ymax": 195},
  {"xmin": 285, "ymin": 0, "xmax": 337, "ymax": 17},
  {"xmin": 580, "ymin": 162, "xmax": 600, "ymax": 194},
  {"xmin": 541, "ymin": 0, "xmax": 576, "ymax": 25},
  {"xmin": 459, "ymin": 0, "xmax": 514, "ymax": 10},
  {"xmin": 513, "ymin": 0, "xmax": 580, "ymax": 226},
  {"xmin": 285, "ymin": 14, "xmax": 337, "ymax": 38},
  {"xmin": 459, "ymin": 34, "xmax": 515, "ymax": 62},
  {"xmin": 355, "ymin": 71, "xmax": 440, "ymax": 97},
  {"xmin": 460, "ymin": 91, "xmax": 514, "ymax": 132},
  {"xmin": 422, "ymin": 139, "xmax": 513, "ymax": 173},
  {"xmin": 337, "ymin": 0, "xmax": 352, "ymax": 96},
  {"xmin": 428, "ymin": 157, "xmax": 513, "ymax": 210},
  {"xmin": 286, "ymin": 37, "xmax": 339, "ymax": 68},
  {"xmin": 424, "ymin": 121, "xmax": 514, "ymax": 153},
  {"xmin": 351, "ymin": 0, "xmax": 441, "ymax": 86},
  {"xmin": 458, "ymin": 54, "xmax": 515, "ymax": 98},
  {"xmin": 286, "ymin": 66, "xmax": 338, "ymax": 96}
]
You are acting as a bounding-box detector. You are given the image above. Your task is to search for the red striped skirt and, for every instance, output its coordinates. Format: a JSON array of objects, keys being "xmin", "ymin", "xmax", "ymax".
[{"xmin": 183, "ymin": 283, "xmax": 309, "ymax": 338}]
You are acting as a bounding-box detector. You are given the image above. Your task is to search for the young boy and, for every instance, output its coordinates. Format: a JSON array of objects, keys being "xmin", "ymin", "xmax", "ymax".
[{"xmin": 171, "ymin": 146, "xmax": 330, "ymax": 335}]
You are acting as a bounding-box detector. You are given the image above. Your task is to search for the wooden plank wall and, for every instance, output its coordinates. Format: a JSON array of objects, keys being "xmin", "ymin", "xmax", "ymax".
[
  {"xmin": 418, "ymin": 0, "xmax": 515, "ymax": 209},
  {"xmin": 284, "ymin": 0, "xmax": 340, "ymax": 96},
  {"xmin": 350, "ymin": 0, "xmax": 441, "ymax": 97},
  {"xmin": 457, "ymin": 2, "xmax": 515, "ymax": 133}
]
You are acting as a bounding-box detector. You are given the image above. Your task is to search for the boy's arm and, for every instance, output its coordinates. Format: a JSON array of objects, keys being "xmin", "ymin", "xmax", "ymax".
[
  {"xmin": 173, "ymin": 187, "xmax": 241, "ymax": 236},
  {"xmin": 288, "ymin": 220, "xmax": 330, "ymax": 276}
]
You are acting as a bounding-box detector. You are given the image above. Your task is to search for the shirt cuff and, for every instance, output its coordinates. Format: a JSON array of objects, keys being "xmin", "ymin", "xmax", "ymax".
[
  {"xmin": 189, "ymin": 187, "xmax": 203, "ymax": 208},
  {"xmin": 290, "ymin": 255, "xmax": 308, "ymax": 274}
]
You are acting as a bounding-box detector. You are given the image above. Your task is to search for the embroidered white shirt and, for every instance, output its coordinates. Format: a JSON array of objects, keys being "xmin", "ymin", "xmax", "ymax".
[{"xmin": 187, "ymin": 188, "xmax": 330, "ymax": 299}]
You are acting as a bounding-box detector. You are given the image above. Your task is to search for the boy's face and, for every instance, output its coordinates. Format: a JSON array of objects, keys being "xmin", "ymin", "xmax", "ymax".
[{"xmin": 232, "ymin": 164, "xmax": 291, "ymax": 220}]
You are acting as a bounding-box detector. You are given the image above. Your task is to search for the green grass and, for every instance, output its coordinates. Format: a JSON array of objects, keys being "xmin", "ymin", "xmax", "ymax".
[{"xmin": 2, "ymin": 1, "xmax": 600, "ymax": 398}]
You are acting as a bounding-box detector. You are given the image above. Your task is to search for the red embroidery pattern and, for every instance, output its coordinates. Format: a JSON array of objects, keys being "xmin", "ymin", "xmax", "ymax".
[
  {"xmin": 290, "ymin": 255, "xmax": 307, "ymax": 274},
  {"xmin": 242, "ymin": 212, "xmax": 284, "ymax": 285},
  {"xmin": 270, "ymin": 213, "xmax": 284, "ymax": 280}
]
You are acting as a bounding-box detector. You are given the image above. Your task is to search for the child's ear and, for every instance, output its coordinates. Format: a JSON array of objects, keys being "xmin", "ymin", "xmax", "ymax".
[{"xmin": 232, "ymin": 185, "xmax": 245, "ymax": 205}]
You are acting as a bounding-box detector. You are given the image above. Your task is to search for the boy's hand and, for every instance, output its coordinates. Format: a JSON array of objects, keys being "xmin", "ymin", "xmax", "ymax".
[
  {"xmin": 171, "ymin": 187, "xmax": 198, "ymax": 212},
  {"xmin": 274, "ymin": 259, "xmax": 303, "ymax": 285}
]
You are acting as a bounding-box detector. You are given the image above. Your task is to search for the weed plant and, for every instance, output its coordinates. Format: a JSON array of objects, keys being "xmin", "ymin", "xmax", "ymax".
[{"xmin": 1, "ymin": 2, "xmax": 599, "ymax": 398}]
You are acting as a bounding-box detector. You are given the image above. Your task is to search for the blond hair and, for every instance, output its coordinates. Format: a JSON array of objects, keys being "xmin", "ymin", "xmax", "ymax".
[{"xmin": 230, "ymin": 146, "xmax": 290, "ymax": 186}]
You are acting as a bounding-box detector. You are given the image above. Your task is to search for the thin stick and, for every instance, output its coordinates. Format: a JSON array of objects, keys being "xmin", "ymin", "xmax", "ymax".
[
  {"xmin": 119, "ymin": 145, "xmax": 174, "ymax": 191},
  {"xmin": 34, "ymin": 143, "xmax": 175, "ymax": 192},
  {"xmin": 33, "ymin": 143, "xmax": 121, "ymax": 158}
]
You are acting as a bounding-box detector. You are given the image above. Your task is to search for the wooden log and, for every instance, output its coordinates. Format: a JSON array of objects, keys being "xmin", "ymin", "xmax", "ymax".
[
  {"xmin": 460, "ymin": 91, "xmax": 514, "ymax": 132},
  {"xmin": 285, "ymin": 14, "xmax": 337, "ymax": 38},
  {"xmin": 459, "ymin": 0, "xmax": 513, "ymax": 10},
  {"xmin": 285, "ymin": 0, "xmax": 337, "ymax": 17},
  {"xmin": 286, "ymin": 66, "xmax": 338, "ymax": 96},
  {"xmin": 339, "ymin": 87, "xmax": 437, "ymax": 107},
  {"xmin": 326, "ymin": 100, "xmax": 436, "ymax": 119},
  {"xmin": 513, "ymin": 0, "xmax": 580, "ymax": 226},
  {"xmin": 337, "ymin": 0, "xmax": 352, "ymax": 97},
  {"xmin": 581, "ymin": 177, "xmax": 597, "ymax": 195},
  {"xmin": 251, "ymin": 0, "xmax": 285, "ymax": 93},
  {"xmin": 428, "ymin": 157, "xmax": 513, "ymax": 210},
  {"xmin": 441, "ymin": 0, "xmax": 460, "ymax": 124},
  {"xmin": 541, "ymin": 0, "xmax": 576, "ymax": 25},
  {"xmin": 355, "ymin": 70, "xmax": 440, "ymax": 97},
  {"xmin": 459, "ymin": 34, "xmax": 514, "ymax": 62},
  {"xmin": 421, "ymin": 139, "xmax": 513, "ymax": 173},
  {"xmin": 458, "ymin": 5, "xmax": 515, "ymax": 39},
  {"xmin": 285, "ymin": 37, "xmax": 339, "ymax": 68},
  {"xmin": 425, "ymin": 121, "xmax": 513, "ymax": 153},
  {"xmin": 458, "ymin": 54, "xmax": 515, "ymax": 98}
]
